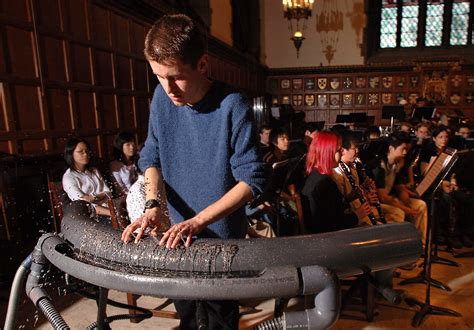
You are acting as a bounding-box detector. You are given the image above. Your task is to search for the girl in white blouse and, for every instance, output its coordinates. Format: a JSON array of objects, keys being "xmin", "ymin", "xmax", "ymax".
[
  {"xmin": 109, "ymin": 132, "xmax": 138, "ymax": 196},
  {"xmin": 62, "ymin": 138, "xmax": 112, "ymax": 217}
]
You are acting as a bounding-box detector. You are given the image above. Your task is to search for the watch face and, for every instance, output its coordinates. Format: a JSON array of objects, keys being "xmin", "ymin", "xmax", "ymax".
[{"xmin": 145, "ymin": 199, "xmax": 159, "ymax": 209}]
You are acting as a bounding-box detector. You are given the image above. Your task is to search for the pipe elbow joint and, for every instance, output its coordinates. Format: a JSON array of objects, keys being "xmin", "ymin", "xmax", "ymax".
[
  {"xmin": 26, "ymin": 233, "xmax": 56, "ymax": 304},
  {"xmin": 285, "ymin": 265, "xmax": 340, "ymax": 329}
]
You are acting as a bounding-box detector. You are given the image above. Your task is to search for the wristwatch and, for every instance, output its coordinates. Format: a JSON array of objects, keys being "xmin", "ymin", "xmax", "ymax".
[{"xmin": 144, "ymin": 199, "xmax": 160, "ymax": 212}]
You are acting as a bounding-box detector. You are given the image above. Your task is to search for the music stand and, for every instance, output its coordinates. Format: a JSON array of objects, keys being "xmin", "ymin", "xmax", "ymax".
[
  {"xmin": 401, "ymin": 148, "xmax": 462, "ymax": 327},
  {"xmin": 250, "ymin": 155, "xmax": 305, "ymax": 235},
  {"xmin": 412, "ymin": 106, "xmax": 436, "ymax": 121},
  {"xmin": 382, "ymin": 105, "xmax": 405, "ymax": 132},
  {"xmin": 311, "ymin": 121, "xmax": 325, "ymax": 131},
  {"xmin": 335, "ymin": 114, "xmax": 351, "ymax": 125},
  {"xmin": 349, "ymin": 112, "xmax": 368, "ymax": 124}
]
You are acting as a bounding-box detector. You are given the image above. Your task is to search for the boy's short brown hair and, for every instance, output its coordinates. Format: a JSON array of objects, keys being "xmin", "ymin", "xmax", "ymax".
[{"xmin": 144, "ymin": 14, "xmax": 207, "ymax": 68}]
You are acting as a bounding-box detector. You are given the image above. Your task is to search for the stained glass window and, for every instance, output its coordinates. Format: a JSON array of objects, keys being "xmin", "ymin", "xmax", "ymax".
[
  {"xmin": 380, "ymin": 0, "xmax": 398, "ymax": 48},
  {"xmin": 425, "ymin": 0, "xmax": 444, "ymax": 46},
  {"xmin": 450, "ymin": 1, "xmax": 470, "ymax": 45},
  {"xmin": 378, "ymin": 0, "xmax": 473, "ymax": 49},
  {"xmin": 401, "ymin": 0, "xmax": 419, "ymax": 47}
]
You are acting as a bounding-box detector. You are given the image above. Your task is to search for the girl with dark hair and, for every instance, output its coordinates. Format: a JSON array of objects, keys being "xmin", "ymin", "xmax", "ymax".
[
  {"xmin": 420, "ymin": 126, "xmax": 471, "ymax": 248},
  {"xmin": 109, "ymin": 132, "xmax": 138, "ymax": 196},
  {"xmin": 300, "ymin": 131, "xmax": 360, "ymax": 234},
  {"xmin": 62, "ymin": 137, "xmax": 112, "ymax": 217},
  {"xmin": 420, "ymin": 125, "xmax": 449, "ymax": 174}
]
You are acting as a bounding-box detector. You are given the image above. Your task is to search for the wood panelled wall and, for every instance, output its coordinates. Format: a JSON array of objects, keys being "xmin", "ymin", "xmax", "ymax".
[
  {"xmin": 267, "ymin": 62, "xmax": 474, "ymax": 125},
  {"xmin": 0, "ymin": 0, "xmax": 266, "ymax": 159},
  {"xmin": 0, "ymin": 0, "xmax": 153, "ymax": 159},
  {"xmin": 0, "ymin": 0, "xmax": 266, "ymax": 278}
]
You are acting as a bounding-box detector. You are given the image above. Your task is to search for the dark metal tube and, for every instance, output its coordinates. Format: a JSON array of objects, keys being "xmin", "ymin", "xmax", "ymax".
[
  {"xmin": 32, "ymin": 201, "xmax": 422, "ymax": 300},
  {"xmin": 284, "ymin": 266, "xmax": 340, "ymax": 329},
  {"xmin": 4, "ymin": 254, "xmax": 32, "ymax": 330},
  {"xmin": 25, "ymin": 235, "xmax": 70, "ymax": 330},
  {"xmin": 61, "ymin": 201, "xmax": 422, "ymax": 278},
  {"xmin": 40, "ymin": 234, "xmax": 301, "ymax": 299}
]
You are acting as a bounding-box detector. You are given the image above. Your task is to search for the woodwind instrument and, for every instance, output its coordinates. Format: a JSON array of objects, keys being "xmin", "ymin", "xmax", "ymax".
[
  {"xmin": 354, "ymin": 157, "xmax": 387, "ymax": 224},
  {"xmin": 338, "ymin": 161, "xmax": 378, "ymax": 226}
]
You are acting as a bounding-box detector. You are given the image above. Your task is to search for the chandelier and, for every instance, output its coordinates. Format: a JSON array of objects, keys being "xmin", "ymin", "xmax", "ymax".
[{"xmin": 282, "ymin": 0, "xmax": 314, "ymax": 57}]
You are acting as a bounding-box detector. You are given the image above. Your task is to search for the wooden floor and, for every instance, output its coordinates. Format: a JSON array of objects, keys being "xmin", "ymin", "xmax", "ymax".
[{"xmin": 1, "ymin": 248, "xmax": 473, "ymax": 329}]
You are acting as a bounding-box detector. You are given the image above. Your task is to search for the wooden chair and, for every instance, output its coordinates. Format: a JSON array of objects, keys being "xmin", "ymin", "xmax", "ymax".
[
  {"xmin": 47, "ymin": 180, "xmax": 69, "ymax": 233},
  {"xmin": 47, "ymin": 178, "xmax": 178, "ymax": 321}
]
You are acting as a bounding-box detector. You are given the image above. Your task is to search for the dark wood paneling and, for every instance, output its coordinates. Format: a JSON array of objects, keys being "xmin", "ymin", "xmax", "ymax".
[
  {"xmin": 135, "ymin": 96, "xmax": 150, "ymax": 130},
  {"xmin": 0, "ymin": 26, "xmax": 6, "ymax": 74},
  {"xmin": 95, "ymin": 50, "xmax": 113, "ymax": 86},
  {"xmin": 131, "ymin": 21, "xmax": 146, "ymax": 55},
  {"xmin": 0, "ymin": 0, "xmax": 266, "ymax": 156},
  {"xmin": 42, "ymin": 36, "xmax": 66, "ymax": 81},
  {"xmin": 0, "ymin": 85, "xmax": 5, "ymax": 132},
  {"xmin": 91, "ymin": 4, "xmax": 111, "ymax": 47},
  {"xmin": 118, "ymin": 95, "xmax": 134, "ymax": 129},
  {"xmin": 99, "ymin": 93, "xmax": 117, "ymax": 129},
  {"xmin": 103, "ymin": 133, "xmax": 115, "ymax": 159},
  {"xmin": 116, "ymin": 55, "xmax": 131, "ymax": 89},
  {"xmin": 134, "ymin": 59, "xmax": 148, "ymax": 91},
  {"xmin": 70, "ymin": 43, "xmax": 92, "ymax": 83},
  {"xmin": 0, "ymin": 141, "xmax": 9, "ymax": 153},
  {"xmin": 0, "ymin": 0, "xmax": 30, "ymax": 21},
  {"xmin": 84, "ymin": 135, "xmax": 100, "ymax": 155},
  {"xmin": 21, "ymin": 138, "xmax": 45, "ymax": 154},
  {"xmin": 111, "ymin": 13, "xmax": 129, "ymax": 53},
  {"xmin": 46, "ymin": 89, "xmax": 72, "ymax": 130},
  {"xmin": 12, "ymin": 85, "xmax": 42, "ymax": 130},
  {"xmin": 75, "ymin": 91, "xmax": 96, "ymax": 129},
  {"xmin": 35, "ymin": 0, "xmax": 62, "ymax": 33},
  {"xmin": 64, "ymin": 0, "xmax": 88, "ymax": 41},
  {"xmin": 5, "ymin": 27, "xmax": 36, "ymax": 77}
]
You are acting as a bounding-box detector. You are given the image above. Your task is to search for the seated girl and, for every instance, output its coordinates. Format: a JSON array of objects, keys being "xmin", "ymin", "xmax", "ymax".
[
  {"xmin": 301, "ymin": 131, "xmax": 368, "ymax": 234},
  {"xmin": 109, "ymin": 132, "xmax": 138, "ymax": 196},
  {"xmin": 62, "ymin": 137, "xmax": 112, "ymax": 218},
  {"xmin": 126, "ymin": 172, "xmax": 170, "ymax": 235}
]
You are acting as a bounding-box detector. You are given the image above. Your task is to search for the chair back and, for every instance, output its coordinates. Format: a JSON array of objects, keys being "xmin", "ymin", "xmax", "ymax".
[{"xmin": 47, "ymin": 180, "xmax": 70, "ymax": 233}]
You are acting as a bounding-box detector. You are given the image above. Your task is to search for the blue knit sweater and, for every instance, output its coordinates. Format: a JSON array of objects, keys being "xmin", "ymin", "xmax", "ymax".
[{"xmin": 139, "ymin": 81, "xmax": 266, "ymax": 239}]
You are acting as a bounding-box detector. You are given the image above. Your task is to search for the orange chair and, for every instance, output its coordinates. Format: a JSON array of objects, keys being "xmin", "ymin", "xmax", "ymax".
[{"xmin": 47, "ymin": 180, "xmax": 68, "ymax": 233}]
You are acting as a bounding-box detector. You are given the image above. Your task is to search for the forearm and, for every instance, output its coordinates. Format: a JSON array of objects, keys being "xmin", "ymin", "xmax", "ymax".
[
  {"xmin": 143, "ymin": 167, "xmax": 162, "ymax": 201},
  {"xmin": 194, "ymin": 181, "xmax": 253, "ymax": 227}
]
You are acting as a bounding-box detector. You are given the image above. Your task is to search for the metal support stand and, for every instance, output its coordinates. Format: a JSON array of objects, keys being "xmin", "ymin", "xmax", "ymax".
[
  {"xmin": 399, "ymin": 197, "xmax": 452, "ymax": 291},
  {"xmin": 403, "ymin": 196, "xmax": 461, "ymax": 327},
  {"xmin": 97, "ymin": 287, "xmax": 109, "ymax": 330},
  {"xmin": 431, "ymin": 243, "xmax": 460, "ymax": 267}
]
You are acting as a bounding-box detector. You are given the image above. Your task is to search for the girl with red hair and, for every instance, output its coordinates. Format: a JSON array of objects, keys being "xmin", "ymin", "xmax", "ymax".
[{"xmin": 301, "ymin": 131, "xmax": 362, "ymax": 233}]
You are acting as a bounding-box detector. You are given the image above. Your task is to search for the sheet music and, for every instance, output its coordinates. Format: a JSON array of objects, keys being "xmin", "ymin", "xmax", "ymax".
[{"xmin": 416, "ymin": 152, "xmax": 453, "ymax": 197}]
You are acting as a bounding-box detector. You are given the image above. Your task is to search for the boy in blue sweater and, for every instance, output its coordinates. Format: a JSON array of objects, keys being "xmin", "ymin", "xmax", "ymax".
[{"xmin": 120, "ymin": 14, "xmax": 265, "ymax": 329}]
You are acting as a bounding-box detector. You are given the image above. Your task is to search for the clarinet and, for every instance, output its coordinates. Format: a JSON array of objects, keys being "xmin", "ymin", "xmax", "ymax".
[
  {"xmin": 338, "ymin": 161, "xmax": 378, "ymax": 226},
  {"xmin": 354, "ymin": 157, "xmax": 387, "ymax": 224}
]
